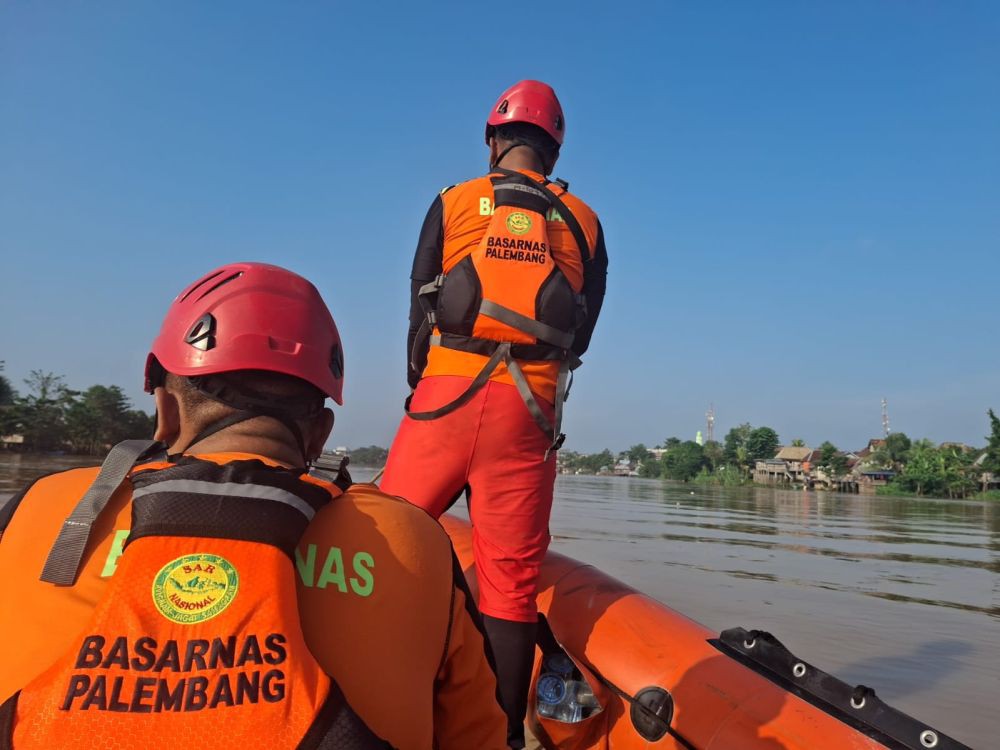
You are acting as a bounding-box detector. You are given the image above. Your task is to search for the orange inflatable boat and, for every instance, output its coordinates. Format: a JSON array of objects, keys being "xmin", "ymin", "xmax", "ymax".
[{"xmin": 440, "ymin": 515, "xmax": 970, "ymax": 750}]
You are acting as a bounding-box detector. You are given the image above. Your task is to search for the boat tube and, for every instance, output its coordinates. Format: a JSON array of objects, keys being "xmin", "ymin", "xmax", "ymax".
[{"xmin": 440, "ymin": 515, "xmax": 971, "ymax": 750}]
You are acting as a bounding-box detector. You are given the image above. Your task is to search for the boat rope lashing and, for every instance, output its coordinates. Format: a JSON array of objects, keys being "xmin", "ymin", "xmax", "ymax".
[
  {"xmin": 408, "ymin": 169, "xmax": 591, "ymax": 457},
  {"xmin": 39, "ymin": 439, "xmax": 165, "ymax": 586}
]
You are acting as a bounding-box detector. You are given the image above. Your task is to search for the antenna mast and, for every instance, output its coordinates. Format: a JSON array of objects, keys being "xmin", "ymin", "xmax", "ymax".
[
  {"xmin": 882, "ymin": 398, "xmax": 890, "ymax": 438},
  {"xmin": 706, "ymin": 403, "xmax": 715, "ymax": 444}
]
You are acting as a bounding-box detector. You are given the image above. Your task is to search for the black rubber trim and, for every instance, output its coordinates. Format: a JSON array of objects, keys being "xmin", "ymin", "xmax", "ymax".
[
  {"xmin": 712, "ymin": 628, "xmax": 971, "ymax": 750},
  {"xmin": 0, "ymin": 691, "xmax": 17, "ymax": 750},
  {"xmin": 127, "ymin": 457, "xmax": 334, "ymax": 558},
  {"xmin": 296, "ymin": 681, "xmax": 395, "ymax": 750}
]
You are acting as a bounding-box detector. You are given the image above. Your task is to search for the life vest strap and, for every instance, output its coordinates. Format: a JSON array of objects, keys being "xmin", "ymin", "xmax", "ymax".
[
  {"xmin": 39, "ymin": 439, "xmax": 163, "ymax": 587},
  {"xmin": 492, "ymin": 167, "xmax": 592, "ymax": 268},
  {"xmin": 406, "ymin": 341, "xmax": 510, "ymax": 422},
  {"xmin": 408, "ymin": 338, "xmax": 575, "ymax": 458},
  {"xmin": 431, "ymin": 332, "xmax": 576, "ymax": 364},
  {"xmin": 478, "ymin": 299, "xmax": 575, "ymax": 349}
]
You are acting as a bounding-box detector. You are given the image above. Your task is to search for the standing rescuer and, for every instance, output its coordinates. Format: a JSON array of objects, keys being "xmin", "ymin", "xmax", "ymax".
[
  {"xmin": 380, "ymin": 80, "xmax": 608, "ymax": 748},
  {"xmin": 0, "ymin": 262, "xmax": 508, "ymax": 749}
]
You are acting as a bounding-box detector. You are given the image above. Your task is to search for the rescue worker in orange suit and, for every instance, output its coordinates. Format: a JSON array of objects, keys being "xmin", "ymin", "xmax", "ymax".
[
  {"xmin": 380, "ymin": 80, "xmax": 608, "ymax": 748},
  {"xmin": 0, "ymin": 262, "xmax": 508, "ymax": 749}
]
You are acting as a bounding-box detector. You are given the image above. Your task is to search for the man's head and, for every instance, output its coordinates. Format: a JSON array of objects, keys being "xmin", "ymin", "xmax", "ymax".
[
  {"xmin": 145, "ymin": 262, "xmax": 344, "ymax": 466},
  {"xmin": 485, "ymin": 80, "xmax": 564, "ymax": 175}
]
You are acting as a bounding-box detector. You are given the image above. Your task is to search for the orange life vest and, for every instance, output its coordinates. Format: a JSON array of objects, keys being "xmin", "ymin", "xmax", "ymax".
[
  {"xmin": 409, "ymin": 169, "xmax": 591, "ymax": 453},
  {"xmin": 0, "ymin": 443, "xmax": 391, "ymax": 749}
]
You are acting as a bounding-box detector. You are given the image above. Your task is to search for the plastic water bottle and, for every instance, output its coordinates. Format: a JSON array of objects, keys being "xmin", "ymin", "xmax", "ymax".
[{"xmin": 536, "ymin": 653, "xmax": 601, "ymax": 723}]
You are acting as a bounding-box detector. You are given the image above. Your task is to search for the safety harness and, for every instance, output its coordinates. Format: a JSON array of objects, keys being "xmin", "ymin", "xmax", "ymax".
[
  {"xmin": 1, "ymin": 441, "xmax": 392, "ymax": 750},
  {"xmin": 408, "ymin": 169, "xmax": 591, "ymax": 457}
]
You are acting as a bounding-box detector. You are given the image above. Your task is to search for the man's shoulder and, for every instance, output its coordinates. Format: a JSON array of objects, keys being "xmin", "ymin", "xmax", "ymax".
[
  {"xmin": 311, "ymin": 482, "xmax": 453, "ymax": 547},
  {"xmin": 556, "ymin": 184, "xmax": 599, "ymax": 226},
  {"xmin": 438, "ymin": 174, "xmax": 493, "ymax": 202},
  {"xmin": 6, "ymin": 465, "xmax": 100, "ymax": 517}
]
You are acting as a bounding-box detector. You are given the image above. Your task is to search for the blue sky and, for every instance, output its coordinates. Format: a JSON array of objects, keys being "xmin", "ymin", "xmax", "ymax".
[{"xmin": 2, "ymin": 2, "xmax": 997, "ymax": 453}]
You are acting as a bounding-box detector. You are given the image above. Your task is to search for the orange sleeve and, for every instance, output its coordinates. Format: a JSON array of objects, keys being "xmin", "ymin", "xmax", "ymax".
[{"xmin": 433, "ymin": 572, "xmax": 509, "ymax": 749}]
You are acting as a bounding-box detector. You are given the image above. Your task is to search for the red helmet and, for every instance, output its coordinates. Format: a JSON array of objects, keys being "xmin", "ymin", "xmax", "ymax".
[
  {"xmin": 145, "ymin": 262, "xmax": 344, "ymax": 405},
  {"xmin": 485, "ymin": 80, "xmax": 565, "ymax": 145}
]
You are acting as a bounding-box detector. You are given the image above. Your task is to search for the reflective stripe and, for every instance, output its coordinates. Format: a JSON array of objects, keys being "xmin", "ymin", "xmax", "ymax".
[{"xmin": 132, "ymin": 479, "xmax": 317, "ymax": 520}]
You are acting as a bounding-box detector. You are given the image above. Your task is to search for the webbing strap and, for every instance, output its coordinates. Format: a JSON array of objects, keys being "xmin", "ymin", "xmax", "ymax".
[
  {"xmin": 411, "ymin": 338, "xmax": 566, "ymax": 459},
  {"xmin": 40, "ymin": 439, "xmax": 161, "ymax": 586},
  {"xmin": 504, "ymin": 357, "xmax": 560, "ymax": 456},
  {"xmin": 493, "ymin": 167, "xmax": 591, "ymax": 267},
  {"xmin": 478, "ymin": 299, "xmax": 575, "ymax": 348},
  {"xmin": 406, "ymin": 343, "xmax": 510, "ymax": 422}
]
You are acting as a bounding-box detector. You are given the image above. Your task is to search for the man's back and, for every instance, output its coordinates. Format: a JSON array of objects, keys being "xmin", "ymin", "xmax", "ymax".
[{"xmin": 0, "ymin": 455, "xmax": 507, "ymax": 749}]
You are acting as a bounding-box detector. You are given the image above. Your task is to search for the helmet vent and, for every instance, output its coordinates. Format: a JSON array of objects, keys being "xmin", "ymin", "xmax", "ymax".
[
  {"xmin": 179, "ymin": 270, "xmax": 224, "ymax": 302},
  {"xmin": 555, "ymin": 115, "xmax": 563, "ymax": 131},
  {"xmin": 185, "ymin": 313, "xmax": 217, "ymax": 352},
  {"xmin": 197, "ymin": 271, "xmax": 244, "ymax": 300},
  {"xmin": 329, "ymin": 342, "xmax": 344, "ymax": 380},
  {"xmin": 497, "ymin": 99, "xmax": 509, "ymax": 114}
]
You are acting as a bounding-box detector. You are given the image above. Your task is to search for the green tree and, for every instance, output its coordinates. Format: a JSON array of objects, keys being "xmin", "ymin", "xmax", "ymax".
[
  {"xmin": 0, "ymin": 361, "xmax": 15, "ymax": 406},
  {"xmin": 702, "ymin": 440, "xmax": 723, "ymax": 470},
  {"xmin": 662, "ymin": 441, "xmax": 707, "ymax": 481},
  {"xmin": 662, "ymin": 437, "xmax": 681, "ymax": 450},
  {"xmin": 746, "ymin": 426, "xmax": 780, "ymax": 462},
  {"xmin": 626, "ymin": 443, "xmax": 651, "ymax": 466},
  {"xmin": 15, "ymin": 371, "xmax": 77, "ymax": 451},
  {"xmin": 983, "ymin": 409, "xmax": 1000, "ymax": 475},
  {"xmin": 790, "ymin": 438, "xmax": 805, "ymax": 447},
  {"xmin": 348, "ymin": 445, "xmax": 389, "ymax": 467},
  {"xmin": 818, "ymin": 440, "xmax": 848, "ymax": 478},
  {"xmin": 723, "ymin": 423, "xmax": 752, "ymax": 465},
  {"xmin": 0, "ymin": 361, "xmax": 17, "ymax": 437},
  {"xmin": 871, "ymin": 432, "xmax": 912, "ymax": 471},
  {"xmin": 65, "ymin": 385, "xmax": 135, "ymax": 453},
  {"xmin": 638, "ymin": 456, "xmax": 662, "ymax": 478}
]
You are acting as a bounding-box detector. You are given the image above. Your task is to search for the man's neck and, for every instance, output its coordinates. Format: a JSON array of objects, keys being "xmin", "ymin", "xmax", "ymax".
[
  {"xmin": 173, "ymin": 430, "xmax": 304, "ymax": 468},
  {"xmin": 496, "ymin": 145, "xmax": 546, "ymax": 175}
]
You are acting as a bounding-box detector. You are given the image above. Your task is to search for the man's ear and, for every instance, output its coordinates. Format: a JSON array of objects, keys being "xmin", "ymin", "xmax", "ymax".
[
  {"xmin": 305, "ymin": 408, "xmax": 335, "ymax": 462},
  {"xmin": 153, "ymin": 387, "xmax": 181, "ymax": 446}
]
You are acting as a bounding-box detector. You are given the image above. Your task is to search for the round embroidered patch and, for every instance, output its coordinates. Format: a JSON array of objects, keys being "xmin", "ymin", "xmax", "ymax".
[
  {"xmin": 152, "ymin": 553, "xmax": 239, "ymax": 624},
  {"xmin": 506, "ymin": 211, "xmax": 532, "ymax": 235}
]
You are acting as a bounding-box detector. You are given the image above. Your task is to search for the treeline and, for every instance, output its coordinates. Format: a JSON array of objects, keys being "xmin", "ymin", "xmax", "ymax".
[
  {"xmin": 564, "ymin": 409, "xmax": 1000, "ymax": 499},
  {"xmin": 872, "ymin": 420, "xmax": 1000, "ymax": 499},
  {"xmin": 625, "ymin": 424, "xmax": 783, "ymax": 483},
  {"xmin": 0, "ymin": 366, "xmax": 155, "ymax": 455},
  {"xmin": 347, "ymin": 445, "xmax": 389, "ymax": 467}
]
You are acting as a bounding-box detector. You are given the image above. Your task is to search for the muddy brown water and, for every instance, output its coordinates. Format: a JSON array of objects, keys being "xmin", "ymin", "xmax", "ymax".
[{"xmin": 2, "ymin": 457, "xmax": 996, "ymax": 747}]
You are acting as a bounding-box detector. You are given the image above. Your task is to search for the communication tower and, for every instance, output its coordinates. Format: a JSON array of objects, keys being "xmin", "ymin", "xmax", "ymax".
[
  {"xmin": 882, "ymin": 398, "xmax": 890, "ymax": 438},
  {"xmin": 706, "ymin": 404, "xmax": 715, "ymax": 444}
]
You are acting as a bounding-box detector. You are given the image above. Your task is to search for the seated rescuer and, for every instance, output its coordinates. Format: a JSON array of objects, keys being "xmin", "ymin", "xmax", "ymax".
[
  {"xmin": 379, "ymin": 80, "xmax": 608, "ymax": 748},
  {"xmin": 0, "ymin": 262, "xmax": 508, "ymax": 749}
]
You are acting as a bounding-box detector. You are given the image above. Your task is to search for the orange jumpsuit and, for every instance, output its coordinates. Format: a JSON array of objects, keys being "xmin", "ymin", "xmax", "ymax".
[{"xmin": 382, "ymin": 169, "xmax": 607, "ymax": 623}]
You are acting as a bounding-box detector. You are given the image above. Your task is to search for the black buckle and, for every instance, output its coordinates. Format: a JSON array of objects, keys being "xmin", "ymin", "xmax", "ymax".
[{"xmin": 552, "ymin": 433, "xmax": 566, "ymax": 451}]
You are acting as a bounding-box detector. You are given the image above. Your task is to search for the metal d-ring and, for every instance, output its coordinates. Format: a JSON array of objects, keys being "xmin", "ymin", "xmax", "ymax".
[
  {"xmin": 850, "ymin": 695, "xmax": 866, "ymax": 709},
  {"xmin": 919, "ymin": 730, "xmax": 939, "ymax": 748},
  {"xmin": 792, "ymin": 662, "xmax": 807, "ymax": 678}
]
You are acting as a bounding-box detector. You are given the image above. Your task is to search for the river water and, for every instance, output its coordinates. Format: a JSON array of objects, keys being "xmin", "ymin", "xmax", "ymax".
[{"xmin": 2, "ymin": 457, "xmax": 996, "ymax": 748}]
